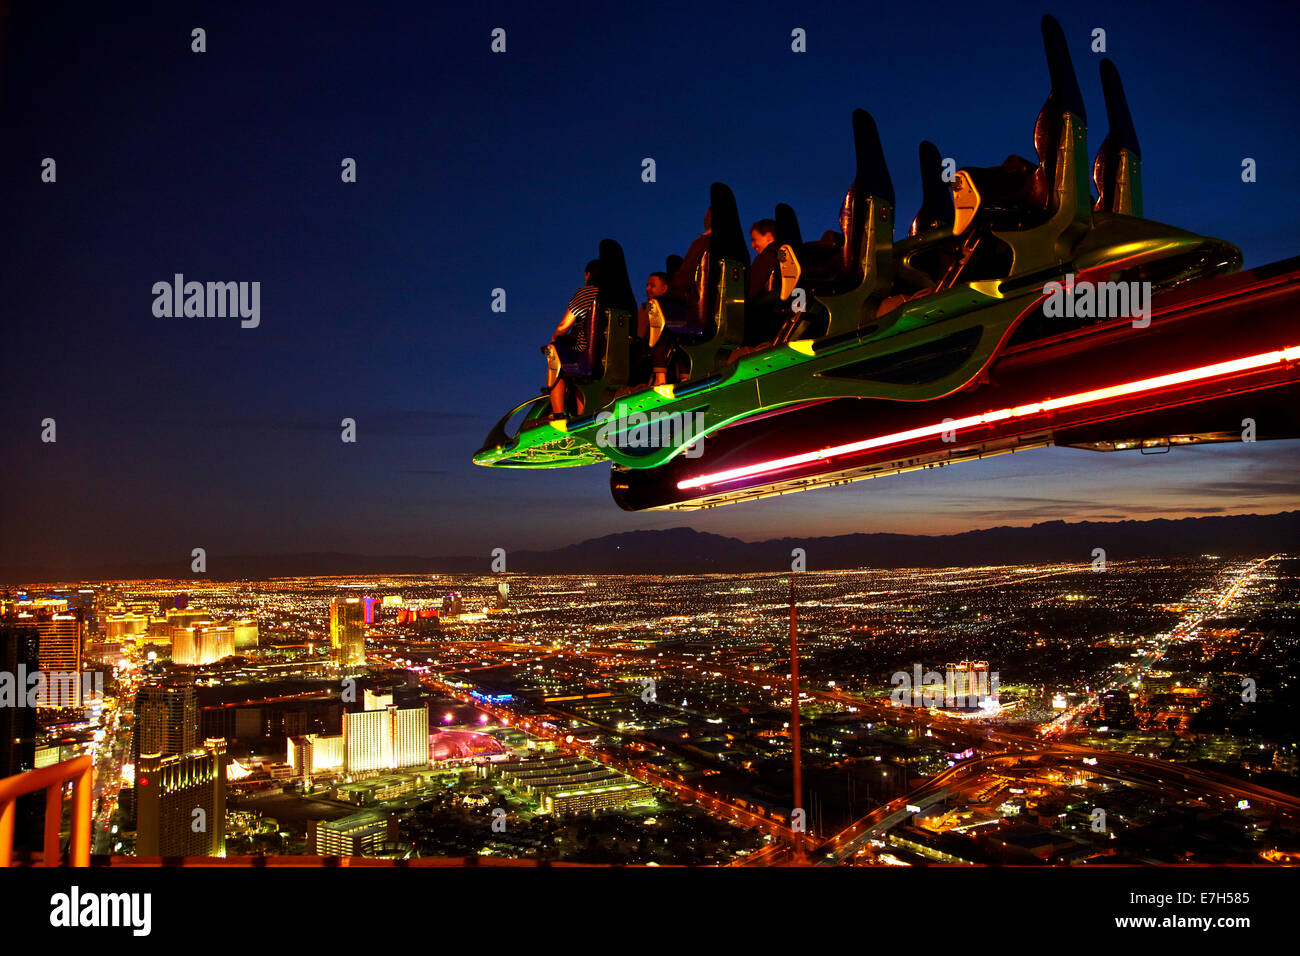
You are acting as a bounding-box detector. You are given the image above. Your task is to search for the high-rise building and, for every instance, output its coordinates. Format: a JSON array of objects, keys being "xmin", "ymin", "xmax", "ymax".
[
  {"xmin": 343, "ymin": 697, "xmax": 429, "ymax": 773},
  {"xmin": 13, "ymin": 613, "xmax": 83, "ymax": 707},
  {"xmin": 165, "ymin": 607, "xmax": 209, "ymax": 628},
  {"xmin": 135, "ymin": 738, "xmax": 227, "ymax": 857},
  {"xmin": 329, "ymin": 598, "xmax": 365, "ymax": 667},
  {"xmin": 134, "ymin": 684, "xmax": 199, "ymax": 762},
  {"xmin": 944, "ymin": 661, "xmax": 997, "ymax": 710},
  {"xmin": 104, "ymin": 611, "xmax": 151, "ymax": 638},
  {"xmin": 288, "ymin": 733, "xmax": 345, "ymax": 776},
  {"xmin": 496, "ymin": 581, "xmax": 509, "ymax": 610},
  {"xmin": 0, "ymin": 625, "xmax": 41, "ymax": 850},
  {"xmin": 1100, "ymin": 689, "xmax": 1137, "ymax": 726},
  {"xmin": 441, "ymin": 592, "xmax": 463, "ymax": 617},
  {"xmin": 171, "ymin": 625, "xmax": 233, "ymax": 666}
]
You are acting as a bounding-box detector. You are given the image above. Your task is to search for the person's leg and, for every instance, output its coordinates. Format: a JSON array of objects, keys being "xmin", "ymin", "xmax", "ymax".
[
  {"xmin": 646, "ymin": 299, "xmax": 666, "ymax": 347},
  {"xmin": 549, "ymin": 378, "xmax": 566, "ymax": 415},
  {"xmin": 651, "ymin": 335, "xmax": 673, "ymax": 386},
  {"xmin": 544, "ymin": 343, "xmax": 561, "ymax": 388}
]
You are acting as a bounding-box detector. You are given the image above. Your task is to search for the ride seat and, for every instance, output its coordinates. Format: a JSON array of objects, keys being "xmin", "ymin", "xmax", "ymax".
[
  {"xmin": 676, "ymin": 182, "xmax": 749, "ymax": 376},
  {"xmin": 963, "ymin": 84, "xmax": 1077, "ymax": 232},
  {"xmin": 663, "ymin": 247, "xmax": 713, "ymax": 338},
  {"xmin": 894, "ymin": 140, "xmax": 959, "ymax": 293},
  {"xmin": 560, "ymin": 238, "xmax": 636, "ymax": 387},
  {"xmin": 775, "ymin": 202, "xmax": 804, "ymax": 249},
  {"xmin": 909, "ymin": 140, "xmax": 955, "ymax": 237},
  {"xmin": 1092, "ymin": 59, "xmax": 1142, "ymax": 217},
  {"xmin": 949, "ymin": 15, "xmax": 1092, "ymax": 278},
  {"xmin": 788, "ymin": 110, "xmax": 895, "ymax": 300}
]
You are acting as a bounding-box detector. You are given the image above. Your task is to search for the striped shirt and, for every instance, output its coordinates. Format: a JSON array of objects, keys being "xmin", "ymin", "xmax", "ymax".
[{"xmin": 563, "ymin": 285, "xmax": 599, "ymax": 351}]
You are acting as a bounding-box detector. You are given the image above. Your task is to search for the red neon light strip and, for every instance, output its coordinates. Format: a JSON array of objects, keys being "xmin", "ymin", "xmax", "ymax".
[{"xmin": 677, "ymin": 345, "xmax": 1300, "ymax": 490}]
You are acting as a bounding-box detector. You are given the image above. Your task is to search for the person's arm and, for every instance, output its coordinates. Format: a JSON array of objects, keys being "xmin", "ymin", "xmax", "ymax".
[{"xmin": 552, "ymin": 308, "xmax": 577, "ymax": 340}]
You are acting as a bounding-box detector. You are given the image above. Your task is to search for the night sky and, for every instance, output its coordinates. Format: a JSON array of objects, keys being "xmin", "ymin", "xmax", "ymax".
[{"xmin": 2, "ymin": 0, "xmax": 1298, "ymax": 572}]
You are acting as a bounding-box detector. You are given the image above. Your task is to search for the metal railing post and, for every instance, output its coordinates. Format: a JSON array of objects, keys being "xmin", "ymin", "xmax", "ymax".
[
  {"xmin": 44, "ymin": 784, "xmax": 63, "ymax": 864},
  {"xmin": 72, "ymin": 760, "xmax": 92, "ymax": 867},
  {"xmin": 0, "ymin": 756, "xmax": 94, "ymax": 867}
]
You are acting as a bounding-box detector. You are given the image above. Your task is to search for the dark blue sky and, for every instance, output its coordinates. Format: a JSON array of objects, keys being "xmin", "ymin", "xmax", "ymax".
[{"xmin": 2, "ymin": 0, "xmax": 1298, "ymax": 570}]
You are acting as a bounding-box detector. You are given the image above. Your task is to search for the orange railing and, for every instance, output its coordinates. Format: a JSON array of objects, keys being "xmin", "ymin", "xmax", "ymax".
[{"xmin": 0, "ymin": 756, "xmax": 93, "ymax": 867}]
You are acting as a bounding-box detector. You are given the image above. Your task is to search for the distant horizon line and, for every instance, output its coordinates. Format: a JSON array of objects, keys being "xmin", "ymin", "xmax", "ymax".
[{"xmin": 3, "ymin": 509, "xmax": 1297, "ymax": 585}]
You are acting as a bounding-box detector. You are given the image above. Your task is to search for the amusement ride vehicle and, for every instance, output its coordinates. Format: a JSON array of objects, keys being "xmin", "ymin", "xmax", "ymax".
[{"xmin": 473, "ymin": 15, "xmax": 1300, "ymax": 511}]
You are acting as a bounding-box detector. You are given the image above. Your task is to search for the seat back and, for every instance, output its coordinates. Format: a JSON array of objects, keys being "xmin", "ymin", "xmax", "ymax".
[
  {"xmin": 1092, "ymin": 58, "xmax": 1142, "ymax": 216},
  {"xmin": 841, "ymin": 109, "xmax": 895, "ymax": 283},
  {"xmin": 895, "ymin": 141, "xmax": 958, "ymax": 292},
  {"xmin": 561, "ymin": 239, "xmax": 635, "ymax": 387},
  {"xmin": 775, "ymin": 203, "xmax": 803, "ymax": 248},
  {"xmin": 814, "ymin": 110, "xmax": 895, "ymax": 338},
  {"xmin": 595, "ymin": 238, "xmax": 635, "ymax": 387},
  {"xmin": 979, "ymin": 15, "xmax": 1093, "ymax": 276},
  {"xmin": 679, "ymin": 182, "xmax": 748, "ymax": 376},
  {"xmin": 910, "ymin": 140, "xmax": 954, "ymax": 237},
  {"xmin": 1029, "ymin": 15, "xmax": 1088, "ymax": 220}
]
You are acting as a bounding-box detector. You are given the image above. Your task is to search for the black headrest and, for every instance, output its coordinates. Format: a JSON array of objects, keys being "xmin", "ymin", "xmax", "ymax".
[
  {"xmin": 1099, "ymin": 59, "xmax": 1140, "ymax": 159},
  {"xmin": 774, "ymin": 203, "xmax": 803, "ymax": 247},
  {"xmin": 852, "ymin": 109, "xmax": 894, "ymax": 207},
  {"xmin": 914, "ymin": 140, "xmax": 954, "ymax": 232},
  {"xmin": 708, "ymin": 182, "xmax": 750, "ymax": 266},
  {"xmin": 1041, "ymin": 15, "xmax": 1086, "ymax": 123},
  {"xmin": 597, "ymin": 239, "xmax": 637, "ymax": 315}
]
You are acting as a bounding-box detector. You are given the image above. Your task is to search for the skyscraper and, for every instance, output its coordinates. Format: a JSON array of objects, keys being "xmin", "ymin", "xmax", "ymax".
[
  {"xmin": 135, "ymin": 738, "xmax": 227, "ymax": 857},
  {"xmin": 13, "ymin": 612, "xmax": 83, "ymax": 707},
  {"xmin": 496, "ymin": 581, "xmax": 509, "ymax": 610},
  {"xmin": 343, "ymin": 695, "xmax": 429, "ymax": 773},
  {"xmin": 0, "ymin": 625, "xmax": 41, "ymax": 850},
  {"xmin": 134, "ymin": 683, "xmax": 199, "ymax": 763},
  {"xmin": 329, "ymin": 598, "xmax": 365, "ymax": 667}
]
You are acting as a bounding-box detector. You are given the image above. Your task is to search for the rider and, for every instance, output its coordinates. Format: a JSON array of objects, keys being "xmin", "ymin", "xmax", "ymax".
[
  {"xmin": 647, "ymin": 209, "xmax": 711, "ymax": 385},
  {"xmin": 745, "ymin": 218, "xmax": 782, "ymax": 345},
  {"xmin": 635, "ymin": 271, "xmax": 670, "ymax": 384},
  {"xmin": 543, "ymin": 260, "xmax": 601, "ymax": 418}
]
